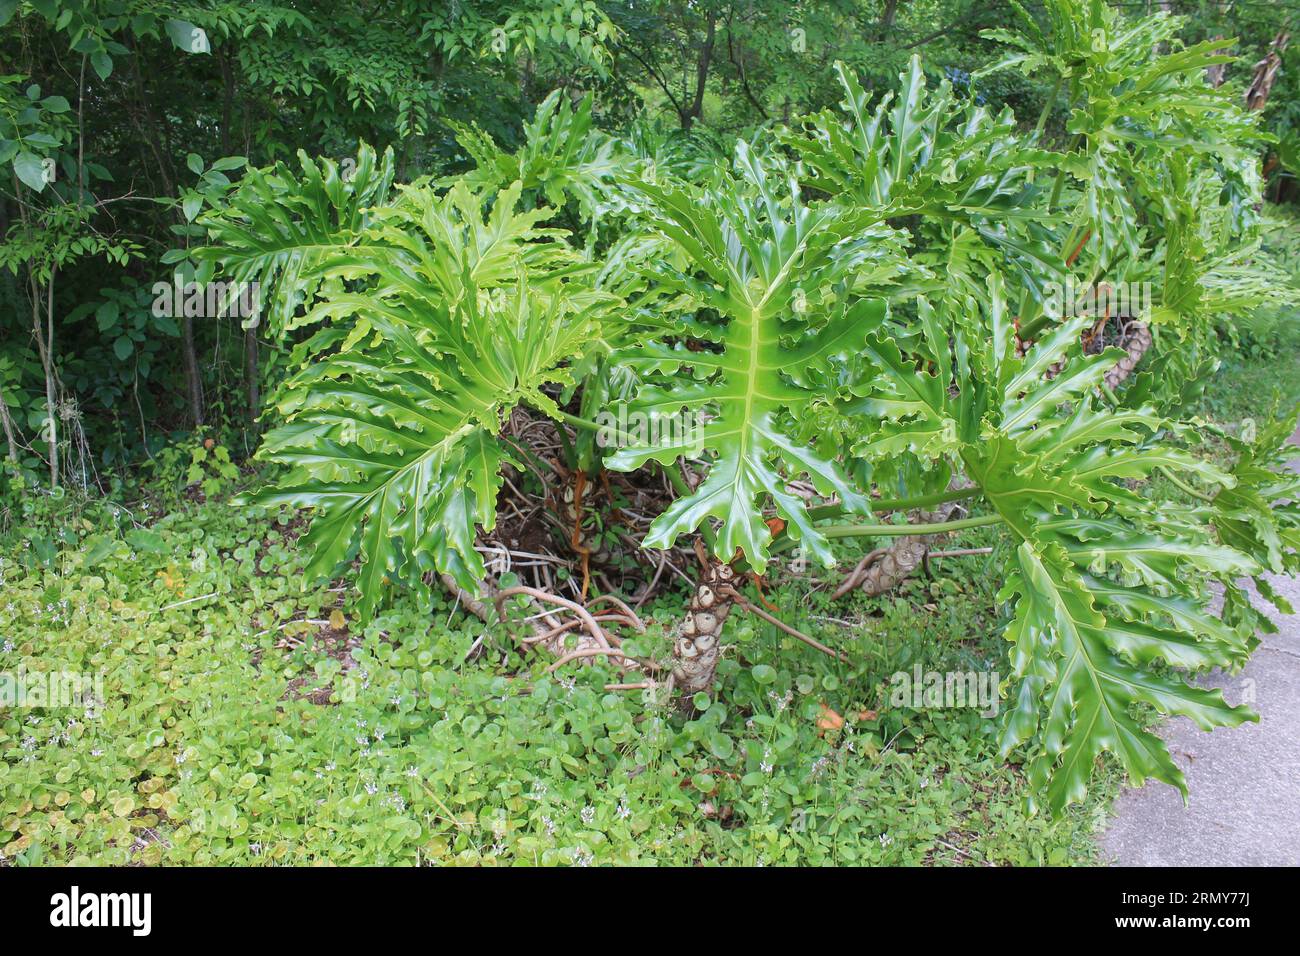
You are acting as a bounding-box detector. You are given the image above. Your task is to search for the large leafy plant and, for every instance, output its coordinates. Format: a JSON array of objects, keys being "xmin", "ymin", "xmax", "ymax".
[
  {"xmin": 845, "ymin": 281, "xmax": 1261, "ymax": 810},
  {"xmin": 252, "ymin": 182, "xmax": 617, "ymax": 613},
  {"xmin": 200, "ymin": 0, "xmax": 1299, "ymax": 814},
  {"xmin": 605, "ymin": 144, "xmax": 897, "ymax": 570}
]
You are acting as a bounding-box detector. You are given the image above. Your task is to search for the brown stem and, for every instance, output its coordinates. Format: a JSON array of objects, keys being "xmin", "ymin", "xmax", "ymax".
[
  {"xmin": 726, "ymin": 28, "xmax": 768, "ymax": 121},
  {"xmin": 726, "ymin": 589, "xmax": 850, "ymax": 663},
  {"xmin": 12, "ymin": 170, "xmax": 58, "ymax": 487}
]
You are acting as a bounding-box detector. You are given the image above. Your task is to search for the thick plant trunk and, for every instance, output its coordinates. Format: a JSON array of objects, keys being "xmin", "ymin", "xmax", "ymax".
[
  {"xmin": 1104, "ymin": 322, "xmax": 1152, "ymax": 390},
  {"xmin": 859, "ymin": 504, "xmax": 956, "ymax": 596},
  {"xmin": 673, "ymin": 559, "xmax": 737, "ymax": 694},
  {"xmin": 835, "ymin": 494, "xmax": 964, "ymax": 598}
]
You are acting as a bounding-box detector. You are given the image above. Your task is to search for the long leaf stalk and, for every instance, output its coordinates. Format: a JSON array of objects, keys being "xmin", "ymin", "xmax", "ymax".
[{"xmin": 769, "ymin": 512, "xmax": 1003, "ymax": 556}]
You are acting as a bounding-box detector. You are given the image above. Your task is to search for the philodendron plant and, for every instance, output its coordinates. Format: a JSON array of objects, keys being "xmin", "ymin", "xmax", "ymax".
[{"xmin": 200, "ymin": 0, "xmax": 1299, "ymax": 814}]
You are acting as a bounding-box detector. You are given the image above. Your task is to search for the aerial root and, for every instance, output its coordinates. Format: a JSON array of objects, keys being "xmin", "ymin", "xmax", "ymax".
[{"xmin": 435, "ymin": 578, "xmax": 660, "ymax": 679}]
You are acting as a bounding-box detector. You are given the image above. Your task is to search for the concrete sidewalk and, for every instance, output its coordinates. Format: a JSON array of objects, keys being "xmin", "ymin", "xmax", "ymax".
[{"xmin": 1100, "ymin": 434, "xmax": 1300, "ymax": 866}]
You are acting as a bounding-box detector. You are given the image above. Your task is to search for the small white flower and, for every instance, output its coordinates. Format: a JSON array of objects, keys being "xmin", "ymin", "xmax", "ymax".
[
  {"xmin": 767, "ymin": 688, "xmax": 794, "ymax": 713},
  {"xmin": 580, "ymin": 805, "xmax": 595, "ymax": 824}
]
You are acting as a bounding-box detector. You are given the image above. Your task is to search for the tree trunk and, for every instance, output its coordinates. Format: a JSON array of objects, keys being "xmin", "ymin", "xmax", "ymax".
[
  {"xmin": 0, "ymin": 386, "xmax": 19, "ymax": 464},
  {"xmin": 878, "ymin": 0, "xmax": 901, "ymax": 39},
  {"xmin": 12, "ymin": 173, "xmax": 58, "ymax": 487},
  {"xmin": 28, "ymin": 267, "xmax": 60, "ymax": 488},
  {"xmin": 180, "ymin": 315, "xmax": 204, "ymax": 427},
  {"xmin": 220, "ymin": 47, "xmax": 235, "ymax": 155},
  {"xmin": 1245, "ymin": 31, "xmax": 1290, "ymax": 112},
  {"xmin": 673, "ymin": 558, "xmax": 737, "ymax": 694},
  {"xmin": 1205, "ymin": 36, "xmax": 1228, "ymax": 89},
  {"xmin": 127, "ymin": 41, "xmax": 205, "ymax": 427},
  {"xmin": 680, "ymin": 13, "xmax": 716, "ymax": 130},
  {"xmin": 245, "ymin": 325, "xmax": 259, "ymax": 424}
]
